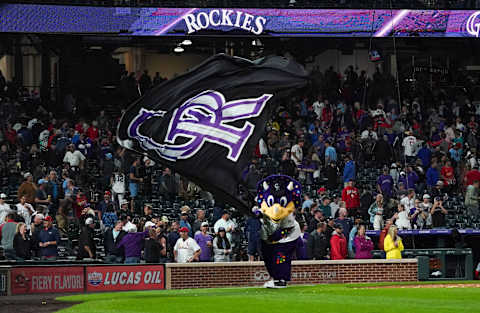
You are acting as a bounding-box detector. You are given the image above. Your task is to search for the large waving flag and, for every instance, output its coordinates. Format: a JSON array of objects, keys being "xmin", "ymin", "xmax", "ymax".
[{"xmin": 117, "ymin": 54, "xmax": 308, "ymax": 211}]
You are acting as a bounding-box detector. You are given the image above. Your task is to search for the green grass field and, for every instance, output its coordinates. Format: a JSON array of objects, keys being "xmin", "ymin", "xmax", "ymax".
[{"xmin": 57, "ymin": 281, "xmax": 480, "ymax": 313}]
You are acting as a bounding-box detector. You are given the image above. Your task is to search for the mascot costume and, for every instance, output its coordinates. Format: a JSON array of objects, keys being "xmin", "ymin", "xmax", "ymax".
[{"xmin": 254, "ymin": 175, "xmax": 302, "ymax": 288}]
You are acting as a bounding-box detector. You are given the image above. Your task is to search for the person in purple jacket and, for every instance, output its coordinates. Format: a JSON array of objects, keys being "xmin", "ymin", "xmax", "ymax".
[
  {"xmin": 377, "ymin": 168, "xmax": 394, "ymax": 198},
  {"xmin": 402, "ymin": 166, "xmax": 419, "ymax": 190},
  {"xmin": 116, "ymin": 226, "xmax": 149, "ymax": 264},
  {"xmin": 354, "ymin": 225, "xmax": 374, "ymax": 259},
  {"xmin": 296, "ymin": 223, "xmax": 309, "ymax": 260},
  {"xmin": 194, "ymin": 222, "xmax": 212, "ymax": 262}
]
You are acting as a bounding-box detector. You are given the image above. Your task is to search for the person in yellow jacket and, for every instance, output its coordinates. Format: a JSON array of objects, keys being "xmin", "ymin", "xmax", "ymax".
[{"xmin": 383, "ymin": 225, "xmax": 404, "ymax": 259}]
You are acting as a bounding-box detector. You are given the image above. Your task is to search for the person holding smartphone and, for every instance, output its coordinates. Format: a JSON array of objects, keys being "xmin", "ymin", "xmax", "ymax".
[{"xmin": 431, "ymin": 197, "xmax": 448, "ymax": 228}]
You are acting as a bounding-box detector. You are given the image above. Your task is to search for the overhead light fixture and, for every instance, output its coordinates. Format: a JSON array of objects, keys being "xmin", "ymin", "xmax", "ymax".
[
  {"xmin": 251, "ymin": 39, "xmax": 263, "ymax": 47},
  {"xmin": 174, "ymin": 46, "xmax": 184, "ymax": 53},
  {"xmin": 181, "ymin": 39, "xmax": 192, "ymax": 46}
]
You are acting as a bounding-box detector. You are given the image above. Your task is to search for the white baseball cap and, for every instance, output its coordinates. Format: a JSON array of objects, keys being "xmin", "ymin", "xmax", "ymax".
[
  {"xmin": 423, "ymin": 194, "xmax": 431, "ymax": 199},
  {"xmin": 144, "ymin": 221, "xmax": 155, "ymax": 228},
  {"xmin": 85, "ymin": 217, "xmax": 94, "ymax": 225},
  {"xmin": 0, "ymin": 193, "xmax": 7, "ymax": 199}
]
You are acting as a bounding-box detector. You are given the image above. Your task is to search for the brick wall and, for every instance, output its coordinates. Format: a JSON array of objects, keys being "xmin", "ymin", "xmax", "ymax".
[{"xmin": 166, "ymin": 259, "xmax": 418, "ymax": 289}]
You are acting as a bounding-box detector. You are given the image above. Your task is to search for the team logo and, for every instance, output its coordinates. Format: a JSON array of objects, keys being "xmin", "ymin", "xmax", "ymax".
[
  {"xmin": 88, "ymin": 272, "xmax": 103, "ymax": 286},
  {"xmin": 183, "ymin": 9, "xmax": 267, "ymax": 35},
  {"xmin": 127, "ymin": 90, "xmax": 272, "ymax": 162},
  {"xmin": 276, "ymin": 253, "xmax": 286, "ymax": 264},
  {"xmin": 466, "ymin": 11, "xmax": 480, "ymax": 37}
]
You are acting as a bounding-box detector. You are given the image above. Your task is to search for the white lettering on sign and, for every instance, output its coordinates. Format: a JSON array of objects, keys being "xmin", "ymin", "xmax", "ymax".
[
  {"xmin": 31, "ymin": 275, "xmax": 52, "ymax": 290},
  {"xmin": 104, "ymin": 272, "xmax": 146, "ymax": 286},
  {"xmin": 54, "ymin": 275, "xmax": 83, "ymax": 289},
  {"xmin": 253, "ymin": 271, "xmax": 271, "ymax": 281},
  {"xmin": 253, "ymin": 270, "xmax": 337, "ymax": 282},
  {"xmin": 183, "ymin": 9, "xmax": 267, "ymax": 35},
  {"xmin": 291, "ymin": 271, "xmax": 337, "ymax": 280},
  {"xmin": 466, "ymin": 11, "xmax": 480, "ymax": 37},
  {"xmin": 143, "ymin": 271, "xmax": 163, "ymax": 284}
]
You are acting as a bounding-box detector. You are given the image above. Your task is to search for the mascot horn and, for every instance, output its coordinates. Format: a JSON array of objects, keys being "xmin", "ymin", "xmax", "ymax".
[{"xmin": 254, "ymin": 175, "xmax": 302, "ymax": 288}]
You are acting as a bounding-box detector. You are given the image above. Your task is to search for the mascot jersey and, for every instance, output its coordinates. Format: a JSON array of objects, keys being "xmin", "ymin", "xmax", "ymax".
[{"xmin": 256, "ymin": 175, "xmax": 302, "ymax": 285}]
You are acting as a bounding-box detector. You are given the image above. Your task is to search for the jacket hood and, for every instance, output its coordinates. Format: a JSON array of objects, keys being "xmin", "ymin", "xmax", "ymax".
[{"xmin": 331, "ymin": 230, "xmax": 343, "ymax": 237}]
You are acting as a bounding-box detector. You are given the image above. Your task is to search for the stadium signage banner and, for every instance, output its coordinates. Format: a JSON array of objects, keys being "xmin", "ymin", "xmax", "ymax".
[
  {"xmin": 86, "ymin": 265, "xmax": 165, "ymax": 292},
  {"xmin": 10, "ymin": 267, "xmax": 84, "ymax": 295},
  {"xmin": 1, "ymin": 4, "xmax": 480, "ymax": 38},
  {"xmin": 183, "ymin": 9, "xmax": 266, "ymax": 35}
]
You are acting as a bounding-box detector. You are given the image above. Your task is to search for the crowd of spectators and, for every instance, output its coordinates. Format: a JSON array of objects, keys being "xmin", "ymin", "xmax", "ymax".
[{"xmin": 0, "ymin": 62, "xmax": 479, "ymax": 266}]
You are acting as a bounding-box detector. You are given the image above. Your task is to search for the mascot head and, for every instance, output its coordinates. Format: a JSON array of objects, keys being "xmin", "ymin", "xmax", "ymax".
[{"xmin": 256, "ymin": 175, "xmax": 302, "ymax": 223}]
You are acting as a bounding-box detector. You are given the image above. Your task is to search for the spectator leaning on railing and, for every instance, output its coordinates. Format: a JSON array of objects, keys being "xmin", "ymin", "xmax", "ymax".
[
  {"xmin": 307, "ymin": 222, "xmax": 329, "ymax": 260},
  {"xmin": 78, "ymin": 217, "xmax": 96, "ymax": 259},
  {"xmin": 383, "ymin": 225, "xmax": 403, "ymax": 259},
  {"xmin": 194, "ymin": 222, "xmax": 213, "ymax": 262},
  {"xmin": 330, "ymin": 223, "xmax": 347, "ymax": 260},
  {"xmin": 13, "ymin": 222, "xmax": 31, "ymax": 261},
  {"xmin": 104, "ymin": 220, "xmax": 127, "ymax": 264},
  {"xmin": 116, "ymin": 224, "xmax": 149, "ymax": 264},
  {"xmin": 38, "ymin": 216, "xmax": 60, "ymax": 261},
  {"xmin": 0, "ymin": 213, "xmax": 17, "ymax": 260},
  {"xmin": 213, "ymin": 227, "xmax": 231, "ymax": 262},
  {"xmin": 354, "ymin": 224, "xmax": 373, "ymax": 259},
  {"xmin": 174, "ymin": 226, "xmax": 201, "ymax": 263}
]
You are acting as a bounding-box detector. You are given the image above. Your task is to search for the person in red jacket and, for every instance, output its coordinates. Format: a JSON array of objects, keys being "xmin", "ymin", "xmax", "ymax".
[
  {"xmin": 341, "ymin": 179, "xmax": 360, "ymax": 217},
  {"xmin": 465, "ymin": 166, "xmax": 480, "ymax": 187},
  {"xmin": 330, "ymin": 224, "xmax": 347, "ymax": 260},
  {"xmin": 86, "ymin": 121, "xmax": 100, "ymax": 141}
]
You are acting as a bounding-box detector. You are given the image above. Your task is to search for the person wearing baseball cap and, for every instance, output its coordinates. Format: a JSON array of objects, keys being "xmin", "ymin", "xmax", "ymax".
[
  {"xmin": 194, "ymin": 221, "xmax": 213, "ymax": 262},
  {"xmin": 0, "ymin": 193, "xmax": 11, "ymax": 225},
  {"xmin": 144, "ymin": 221, "xmax": 156, "ymax": 229},
  {"xmin": 78, "ymin": 217, "xmax": 96, "ymax": 259},
  {"xmin": 38, "ymin": 215, "xmax": 60, "ymax": 260},
  {"xmin": 17, "ymin": 172, "xmax": 36, "ymax": 204},
  {"xmin": 179, "ymin": 211, "xmax": 192, "ymax": 237},
  {"xmin": 173, "ymin": 226, "xmax": 201, "ymax": 263},
  {"xmin": 317, "ymin": 187, "xmax": 327, "ymax": 195},
  {"xmin": 213, "ymin": 227, "xmax": 232, "ymax": 262},
  {"xmin": 192, "ymin": 209, "xmax": 207, "ymax": 235},
  {"xmin": 34, "ymin": 179, "xmax": 51, "ymax": 215},
  {"xmin": 214, "ymin": 210, "xmax": 235, "ymax": 244},
  {"xmin": 119, "ymin": 199, "xmax": 130, "ymax": 215},
  {"xmin": 95, "ymin": 191, "xmax": 113, "ymax": 221},
  {"xmin": 330, "ymin": 223, "xmax": 347, "ymax": 260}
]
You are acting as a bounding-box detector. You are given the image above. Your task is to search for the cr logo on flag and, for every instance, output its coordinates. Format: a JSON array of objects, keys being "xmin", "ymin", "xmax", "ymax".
[{"xmin": 127, "ymin": 90, "xmax": 272, "ymax": 162}]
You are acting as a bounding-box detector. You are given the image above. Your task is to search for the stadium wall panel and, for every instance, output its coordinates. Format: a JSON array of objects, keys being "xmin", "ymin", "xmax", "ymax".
[{"xmin": 165, "ymin": 259, "xmax": 418, "ymax": 289}]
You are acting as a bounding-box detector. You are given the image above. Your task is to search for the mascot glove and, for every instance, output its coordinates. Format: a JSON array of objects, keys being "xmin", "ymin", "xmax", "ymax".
[
  {"xmin": 252, "ymin": 206, "xmax": 262, "ymax": 218},
  {"xmin": 269, "ymin": 229, "xmax": 286, "ymax": 242}
]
